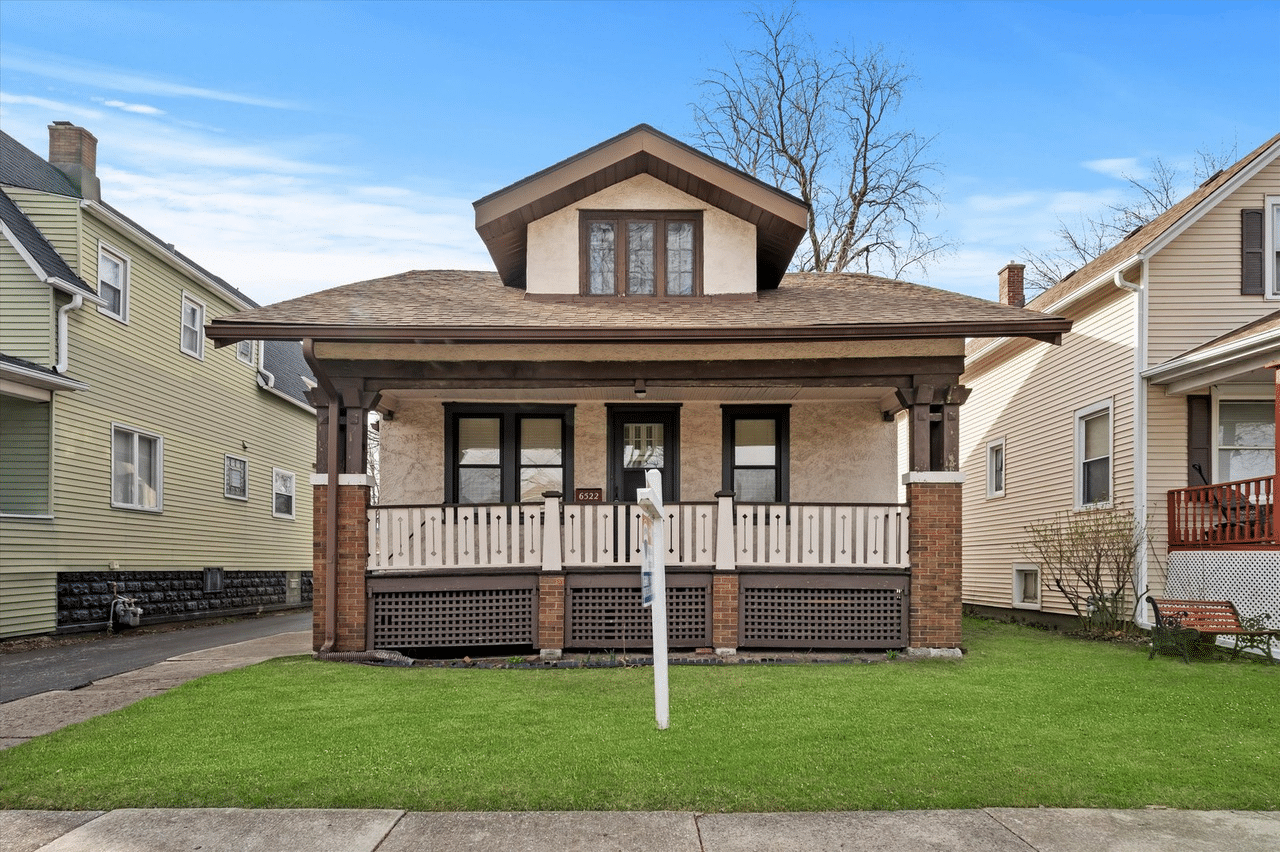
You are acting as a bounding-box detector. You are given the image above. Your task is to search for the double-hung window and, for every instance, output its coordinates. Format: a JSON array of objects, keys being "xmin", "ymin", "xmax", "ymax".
[
  {"xmin": 180, "ymin": 293, "xmax": 205, "ymax": 359},
  {"xmin": 1075, "ymin": 401, "xmax": 1111, "ymax": 508},
  {"xmin": 112, "ymin": 424, "xmax": 162, "ymax": 511},
  {"xmin": 272, "ymin": 468, "xmax": 296, "ymax": 519},
  {"xmin": 447, "ymin": 405, "xmax": 573, "ymax": 503},
  {"xmin": 582, "ymin": 211, "xmax": 701, "ymax": 296},
  {"xmin": 722, "ymin": 405, "xmax": 789, "ymax": 502},
  {"xmin": 1216, "ymin": 399, "xmax": 1275, "ymax": 482},
  {"xmin": 98, "ymin": 244, "xmax": 129, "ymax": 321}
]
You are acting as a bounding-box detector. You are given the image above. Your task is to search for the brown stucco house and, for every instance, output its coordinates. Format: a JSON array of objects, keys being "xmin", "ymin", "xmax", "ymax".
[{"xmin": 207, "ymin": 125, "xmax": 1069, "ymax": 658}]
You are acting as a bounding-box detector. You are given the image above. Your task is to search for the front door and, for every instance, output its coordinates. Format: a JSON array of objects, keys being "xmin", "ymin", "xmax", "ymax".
[{"xmin": 609, "ymin": 406, "xmax": 679, "ymax": 503}]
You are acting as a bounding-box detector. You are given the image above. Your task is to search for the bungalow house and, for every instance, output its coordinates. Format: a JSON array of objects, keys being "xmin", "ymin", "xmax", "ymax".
[
  {"xmin": 959, "ymin": 133, "xmax": 1280, "ymax": 630},
  {"xmin": 0, "ymin": 123, "xmax": 316, "ymax": 638},
  {"xmin": 207, "ymin": 125, "xmax": 1069, "ymax": 658}
]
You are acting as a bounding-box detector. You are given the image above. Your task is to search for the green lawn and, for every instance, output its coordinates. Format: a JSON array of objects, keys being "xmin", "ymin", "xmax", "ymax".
[{"xmin": 2, "ymin": 618, "xmax": 1276, "ymax": 812}]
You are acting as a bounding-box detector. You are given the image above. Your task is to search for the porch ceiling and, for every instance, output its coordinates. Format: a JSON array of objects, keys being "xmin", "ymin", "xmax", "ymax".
[{"xmin": 378, "ymin": 384, "xmax": 894, "ymax": 407}]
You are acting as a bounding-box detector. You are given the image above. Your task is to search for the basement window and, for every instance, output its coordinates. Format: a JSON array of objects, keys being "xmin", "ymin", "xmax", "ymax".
[{"xmin": 1013, "ymin": 564, "xmax": 1040, "ymax": 610}]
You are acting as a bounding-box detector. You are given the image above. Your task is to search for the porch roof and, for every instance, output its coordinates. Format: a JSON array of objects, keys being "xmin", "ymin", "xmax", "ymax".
[
  {"xmin": 207, "ymin": 269, "xmax": 1070, "ymax": 346},
  {"xmin": 1144, "ymin": 309, "xmax": 1280, "ymax": 393}
]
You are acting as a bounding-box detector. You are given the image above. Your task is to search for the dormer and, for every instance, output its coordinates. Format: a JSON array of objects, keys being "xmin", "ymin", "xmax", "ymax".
[{"xmin": 473, "ymin": 125, "xmax": 809, "ymax": 297}]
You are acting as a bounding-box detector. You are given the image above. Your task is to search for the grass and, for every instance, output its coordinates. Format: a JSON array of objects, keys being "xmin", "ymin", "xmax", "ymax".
[{"xmin": 1, "ymin": 618, "xmax": 1276, "ymax": 812}]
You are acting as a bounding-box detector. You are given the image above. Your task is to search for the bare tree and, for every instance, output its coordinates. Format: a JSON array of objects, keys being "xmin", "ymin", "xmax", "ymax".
[
  {"xmin": 1023, "ymin": 145, "xmax": 1239, "ymax": 293},
  {"xmin": 693, "ymin": 3, "xmax": 948, "ymax": 277}
]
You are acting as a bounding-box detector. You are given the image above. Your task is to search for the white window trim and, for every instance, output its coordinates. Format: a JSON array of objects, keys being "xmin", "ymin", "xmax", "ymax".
[
  {"xmin": 236, "ymin": 339, "xmax": 258, "ymax": 366},
  {"xmin": 1265, "ymin": 195, "xmax": 1279, "ymax": 299},
  {"xmin": 180, "ymin": 292, "xmax": 206, "ymax": 360},
  {"xmin": 224, "ymin": 454, "xmax": 249, "ymax": 501},
  {"xmin": 1012, "ymin": 563, "xmax": 1041, "ymax": 610},
  {"xmin": 1210, "ymin": 385, "xmax": 1275, "ymax": 483},
  {"xmin": 1074, "ymin": 399, "xmax": 1113, "ymax": 510},
  {"xmin": 272, "ymin": 467, "xmax": 296, "ymax": 520},
  {"xmin": 986, "ymin": 437, "xmax": 1006, "ymax": 498},
  {"xmin": 96, "ymin": 241, "xmax": 130, "ymax": 323},
  {"xmin": 111, "ymin": 423, "xmax": 163, "ymax": 512}
]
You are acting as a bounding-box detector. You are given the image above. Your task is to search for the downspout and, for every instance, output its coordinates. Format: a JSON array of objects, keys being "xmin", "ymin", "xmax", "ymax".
[
  {"xmin": 303, "ymin": 338, "xmax": 340, "ymax": 653},
  {"xmin": 1115, "ymin": 265, "xmax": 1151, "ymax": 627},
  {"xmin": 53, "ymin": 293, "xmax": 84, "ymax": 374}
]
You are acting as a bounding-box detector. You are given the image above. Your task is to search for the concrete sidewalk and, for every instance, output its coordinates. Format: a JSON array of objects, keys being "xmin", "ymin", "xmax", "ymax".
[{"xmin": 4, "ymin": 807, "xmax": 1278, "ymax": 851}]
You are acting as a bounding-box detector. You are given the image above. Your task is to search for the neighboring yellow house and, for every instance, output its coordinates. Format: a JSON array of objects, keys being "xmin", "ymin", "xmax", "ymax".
[
  {"xmin": 0, "ymin": 122, "xmax": 316, "ymax": 638},
  {"xmin": 960, "ymin": 133, "xmax": 1280, "ymax": 628},
  {"xmin": 208, "ymin": 125, "xmax": 1069, "ymax": 658}
]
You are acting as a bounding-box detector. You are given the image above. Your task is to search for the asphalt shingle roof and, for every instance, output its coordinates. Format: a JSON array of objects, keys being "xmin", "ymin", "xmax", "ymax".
[
  {"xmin": 0, "ymin": 131, "xmax": 79, "ymax": 197},
  {"xmin": 0, "ymin": 189, "xmax": 93, "ymax": 294},
  {"xmin": 261, "ymin": 340, "xmax": 315, "ymax": 405}
]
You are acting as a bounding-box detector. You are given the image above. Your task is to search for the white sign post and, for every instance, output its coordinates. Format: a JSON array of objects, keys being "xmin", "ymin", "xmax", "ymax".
[{"xmin": 636, "ymin": 468, "xmax": 669, "ymax": 730}]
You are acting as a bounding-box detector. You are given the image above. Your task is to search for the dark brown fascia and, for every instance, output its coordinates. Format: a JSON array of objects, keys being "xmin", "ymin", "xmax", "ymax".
[{"xmin": 206, "ymin": 320, "xmax": 1070, "ymax": 347}]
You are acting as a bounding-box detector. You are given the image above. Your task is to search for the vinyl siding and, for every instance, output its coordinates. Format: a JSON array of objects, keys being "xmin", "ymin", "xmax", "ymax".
[
  {"xmin": 3, "ymin": 189, "xmax": 82, "ymax": 279},
  {"xmin": 961, "ymin": 287, "xmax": 1137, "ymax": 614},
  {"xmin": 0, "ymin": 572, "xmax": 57, "ymax": 638},
  {"xmin": 0, "ymin": 194, "xmax": 315, "ymax": 630},
  {"xmin": 1146, "ymin": 158, "xmax": 1280, "ymax": 365},
  {"xmin": 0, "ymin": 238, "xmax": 56, "ymax": 364},
  {"xmin": 0, "ymin": 393, "xmax": 52, "ymax": 515}
]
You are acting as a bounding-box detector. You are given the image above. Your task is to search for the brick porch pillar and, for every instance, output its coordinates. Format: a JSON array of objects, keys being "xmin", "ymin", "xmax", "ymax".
[
  {"xmin": 538, "ymin": 574, "xmax": 565, "ymax": 658},
  {"xmin": 904, "ymin": 473, "xmax": 964, "ymax": 652},
  {"xmin": 312, "ymin": 475, "xmax": 372, "ymax": 652},
  {"xmin": 712, "ymin": 573, "xmax": 740, "ymax": 653}
]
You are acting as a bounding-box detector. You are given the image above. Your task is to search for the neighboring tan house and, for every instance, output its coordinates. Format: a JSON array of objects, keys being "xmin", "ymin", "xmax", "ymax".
[
  {"xmin": 0, "ymin": 122, "xmax": 316, "ymax": 638},
  {"xmin": 960, "ymin": 133, "xmax": 1280, "ymax": 629},
  {"xmin": 208, "ymin": 124, "xmax": 1069, "ymax": 658}
]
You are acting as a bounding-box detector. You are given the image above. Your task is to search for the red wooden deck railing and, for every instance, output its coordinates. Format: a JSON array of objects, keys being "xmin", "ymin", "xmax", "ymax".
[{"xmin": 1167, "ymin": 475, "xmax": 1276, "ymax": 549}]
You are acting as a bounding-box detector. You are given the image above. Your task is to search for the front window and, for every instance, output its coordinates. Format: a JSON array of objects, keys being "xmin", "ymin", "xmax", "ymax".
[
  {"xmin": 98, "ymin": 244, "xmax": 129, "ymax": 321},
  {"xmin": 180, "ymin": 294, "xmax": 205, "ymax": 359},
  {"xmin": 224, "ymin": 455, "xmax": 248, "ymax": 500},
  {"xmin": 1, "ymin": 391, "xmax": 52, "ymax": 516},
  {"xmin": 722, "ymin": 405, "xmax": 789, "ymax": 502},
  {"xmin": 1216, "ymin": 400, "xmax": 1275, "ymax": 482},
  {"xmin": 582, "ymin": 211, "xmax": 700, "ymax": 296},
  {"xmin": 272, "ymin": 468, "xmax": 296, "ymax": 519},
  {"xmin": 1076, "ymin": 401, "xmax": 1112, "ymax": 508},
  {"xmin": 447, "ymin": 406, "xmax": 573, "ymax": 503},
  {"xmin": 112, "ymin": 425, "xmax": 162, "ymax": 511}
]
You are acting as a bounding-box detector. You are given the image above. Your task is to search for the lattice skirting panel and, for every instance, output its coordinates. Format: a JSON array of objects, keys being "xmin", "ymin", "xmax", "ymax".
[
  {"xmin": 740, "ymin": 573, "xmax": 909, "ymax": 649},
  {"xmin": 368, "ymin": 575, "xmax": 537, "ymax": 649},
  {"xmin": 1165, "ymin": 552, "xmax": 1280, "ymax": 624},
  {"xmin": 566, "ymin": 573, "xmax": 710, "ymax": 649}
]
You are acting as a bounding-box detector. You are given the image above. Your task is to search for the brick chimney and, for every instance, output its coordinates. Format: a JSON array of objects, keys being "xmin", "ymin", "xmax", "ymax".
[
  {"xmin": 998, "ymin": 262, "xmax": 1025, "ymax": 308},
  {"xmin": 48, "ymin": 122, "xmax": 100, "ymax": 202}
]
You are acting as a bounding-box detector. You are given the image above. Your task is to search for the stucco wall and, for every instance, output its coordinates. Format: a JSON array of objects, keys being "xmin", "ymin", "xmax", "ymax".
[
  {"xmin": 525, "ymin": 174, "xmax": 757, "ymax": 295},
  {"xmin": 377, "ymin": 399, "xmax": 899, "ymax": 506}
]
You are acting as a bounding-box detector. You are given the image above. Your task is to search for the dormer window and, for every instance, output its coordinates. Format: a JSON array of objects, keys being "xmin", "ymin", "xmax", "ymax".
[{"xmin": 581, "ymin": 211, "xmax": 701, "ymax": 296}]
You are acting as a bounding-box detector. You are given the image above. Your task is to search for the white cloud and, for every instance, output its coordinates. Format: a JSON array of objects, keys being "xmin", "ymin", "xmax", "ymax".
[
  {"xmin": 2, "ymin": 50, "xmax": 300, "ymax": 110},
  {"xmin": 101, "ymin": 99, "xmax": 165, "ymax": 116},
  {"xmin": 1083, "ymin": 157, "xmax": 1142, "ymax": 180}
]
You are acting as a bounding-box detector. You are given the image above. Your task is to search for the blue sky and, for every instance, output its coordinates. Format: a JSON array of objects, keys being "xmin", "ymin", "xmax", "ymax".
[{"xmin": 1, "ymin": 0, "xmax": 1276, "ymax": 305}]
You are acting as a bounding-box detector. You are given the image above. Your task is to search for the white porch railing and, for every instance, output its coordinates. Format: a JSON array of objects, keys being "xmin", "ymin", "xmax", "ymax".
[{"xmin": 369, "ymin": 493, "xmax": 910, "ymax": 572}]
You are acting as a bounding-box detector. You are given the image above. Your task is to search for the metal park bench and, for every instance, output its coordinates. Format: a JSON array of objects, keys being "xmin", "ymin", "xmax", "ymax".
[{"xmin": 1147, "ymin": 597, "xmax": 1277, "ymax": 663}]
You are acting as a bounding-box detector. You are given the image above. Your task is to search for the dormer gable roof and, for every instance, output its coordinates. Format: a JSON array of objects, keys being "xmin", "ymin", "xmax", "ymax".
[
  {"xmin": 0, "ymin": 188, "xmax": 94, "ymax": 296},
  {"xmin": 473, "ymin": 124, "xmax": 810, "ymax": 291}
]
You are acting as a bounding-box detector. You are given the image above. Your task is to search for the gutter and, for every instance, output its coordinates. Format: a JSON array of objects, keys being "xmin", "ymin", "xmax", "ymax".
[{"xmin": 303, "ymin": 338, "xmax": 340, "ymax": 653}]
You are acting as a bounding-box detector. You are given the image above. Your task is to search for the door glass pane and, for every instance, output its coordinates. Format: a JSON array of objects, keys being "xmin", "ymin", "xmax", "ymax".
[
  {"xmin": 734, "ymin": 469, "xmax": 776, "ymax": 503},
  {"xmin": 457, "ymin": 417, "xmax": 500, "ymax": 465},
  {"xmin": 588, "ymin": 222, "xmax": 615, "ymax": 294},
  {"xmin": 627, "ymin": 222, "xmax": 655, "ymax": 295},
  {"xmin": 734, "ymin": 419, "xmax": 776, "ymax": 466},
  {"xmin": 520, "ymin": 418, "xmax": 562, "ymax": 465},
  {"xmin": 666, "ymin": 221, "xmax": 694, "ymax": 295},
  {"xmin": 623, "ymin": 423, "xmax": 664, "ymax": 468}
]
